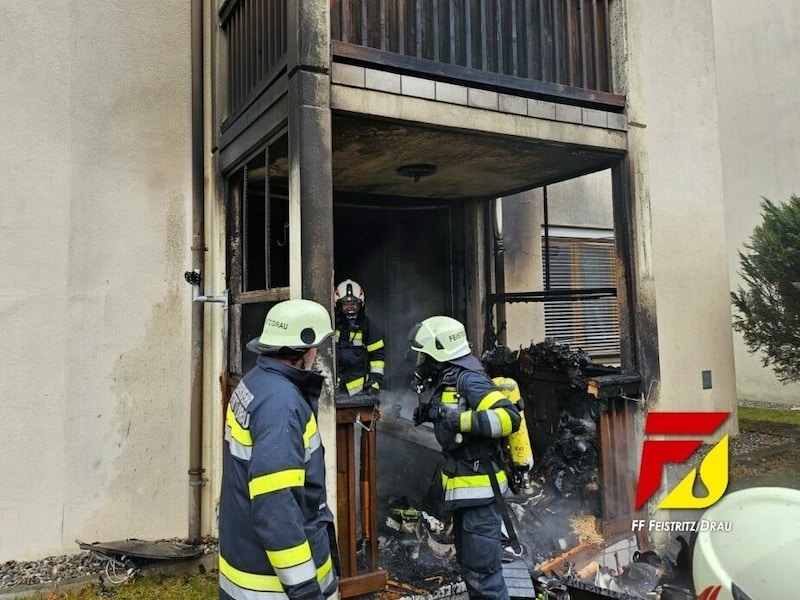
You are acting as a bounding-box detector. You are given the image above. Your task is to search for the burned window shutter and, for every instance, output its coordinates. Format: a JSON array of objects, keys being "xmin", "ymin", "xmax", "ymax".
[{"xmin": 543, "ymin": 236, "xmax": 620, "ymax": 358}]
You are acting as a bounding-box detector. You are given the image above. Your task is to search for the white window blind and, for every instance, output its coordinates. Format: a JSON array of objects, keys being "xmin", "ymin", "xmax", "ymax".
[{"xmin": 542, "ymin": 230, "xmax": 620, "ymax": 358}]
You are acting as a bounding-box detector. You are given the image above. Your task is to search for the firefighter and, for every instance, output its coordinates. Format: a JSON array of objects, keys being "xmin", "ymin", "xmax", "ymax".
[
  {"xmin": 408, "ymin": 316, "xmax": 521, "ymax": 600},
  {"xmin": 334, "ymin": 279, "xmax": 386, "ymax": 399},
  {"xmin": 218, "ymin": 299, "xmax": 339, "ymax": 600}
]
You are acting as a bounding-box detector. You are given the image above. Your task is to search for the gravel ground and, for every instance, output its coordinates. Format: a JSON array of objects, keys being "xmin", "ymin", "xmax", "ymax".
[
  {"xmin": 738, "ymin": 398, "xmax": 800, "ymax": 410},
  {"xmin": 2, "ymin": 404, "xmax": 796, "ymax": 593},
  {"xmin": 0, "ymin": 538, "xmax": 218, "ymax": 591}
]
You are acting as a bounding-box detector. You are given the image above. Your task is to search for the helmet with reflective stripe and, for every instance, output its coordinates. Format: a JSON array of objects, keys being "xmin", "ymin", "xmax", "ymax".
[
  {"xmin": 408, "ymin": 316, "xmax": 471, "ymax": 363},
  {"xmin": 334, "ymin": 279, "xmax": 365, "ymax": 319},
  {"xmin": 247, "ymin": 299, "xmax": 334, "ymax": 354}
]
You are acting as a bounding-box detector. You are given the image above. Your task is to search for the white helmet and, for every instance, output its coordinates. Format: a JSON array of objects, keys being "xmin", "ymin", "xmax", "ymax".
[
  {"xmin": 692, "ymin": 486, "xmax": 800, "ymax": 600},
  {"xmin": 334, "ymin": 279, "xmax": 365, "ymax": 319},
  {"xmin": 247, "ymin": 299, "xmax": 334, "ymax": 353},
  {"xmin": 409, "ymin": 316, "xmax": 471, "ymax": 363}
]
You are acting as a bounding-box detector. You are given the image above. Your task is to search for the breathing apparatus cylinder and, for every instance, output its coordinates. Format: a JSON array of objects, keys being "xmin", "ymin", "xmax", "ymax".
[{"xmin": 492, "ymin": 376, "xmax": 535, "ymax": 496}]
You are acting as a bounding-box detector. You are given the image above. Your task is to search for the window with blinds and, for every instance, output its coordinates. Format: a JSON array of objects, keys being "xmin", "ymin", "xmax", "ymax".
[{"xmin": 542, "ymin": 229, "xmax": 620, "ymax": 358}]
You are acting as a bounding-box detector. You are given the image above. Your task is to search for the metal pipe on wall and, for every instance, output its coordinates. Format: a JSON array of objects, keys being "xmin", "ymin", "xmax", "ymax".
[
  {"xmin": 493, "ymin": 198, "xmax": 507, "ymax": 346},
  {"xmin": 188, "ymin": 0, "xmax": 205, "ymax": 544}
]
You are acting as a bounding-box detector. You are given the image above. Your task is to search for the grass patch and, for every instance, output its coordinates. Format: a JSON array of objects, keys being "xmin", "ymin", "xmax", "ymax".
[
  {"xmin": 19, "ymin": 572, "xmax": 217, "ymax": 600},
  {"xmin": 739, "ymin": 406, "xmax": 800, "ymax": 427}
]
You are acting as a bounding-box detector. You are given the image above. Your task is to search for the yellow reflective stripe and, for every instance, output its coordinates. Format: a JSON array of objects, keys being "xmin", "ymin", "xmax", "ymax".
[
  {"xmin": 497, "ymin": 409, "xmax": 513, "ymax": 436},
  {"xmin": 442, "ymin": 470, "xmax": 507, "ymax": 488},
  {"xmin": 317, "ymin": 555, "xmax": 333, "ymax": 581},
  {"xmin": 303, "ymin": 416, "xmax": 317, "ymax": 449},
  {"xmin": 369, "ymin": 360, "xmax": 385, "ymax": 369},
  {"xmin": 442, "ymin": 470, "xmax": 508, "ymax": 502},
  {"xmin": 227, "ymin": 406, "xmax": 253, "ymax": 447},
  {"xmin": 219, "ymin": 554, "xmax": 334, "ymax": 596},
  {"xmin": 249, "ymin": 470, "xmax": 305, "ymax": 498},
  {"xmin": 219, "ymin": 555, "xmax": 284, "ymax": 592},
  {"xmin": 441, "ymin": 389, "xmax": 459, "ymax": 405},
  {"xmin": 459, "ymin": 411, "xmax": 473, "ymax": 433},
  {"xmin": 353, "ymin": 331, "xmax": 363, "ymax": 340},
  {"xmin": 345, "ymin": 376, "xmax": 366, "ymax": 392},
  {"xmin": 267, "ymin": 542, "xmax": 312, "ymax": 569},
  {"xmin": 477, "ymin": 390, "xmax": 506, "ymax": 411},
  {"xmin": 366, "ymin": 340, "xmax": 384, "ymax": 352}
]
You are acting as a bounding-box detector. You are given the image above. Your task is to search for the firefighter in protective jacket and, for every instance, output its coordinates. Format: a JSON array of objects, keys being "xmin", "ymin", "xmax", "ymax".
[
  {"xmin": 219, "ymin": 299, "xmax": 338, "ymax": 600},
  {"xmin": 334, "ymin": 279, "xmax": 386, "ymax": 397},
  {"xmin": 409, "ymin": 316, "xmax": 521, "ymax": 600}
]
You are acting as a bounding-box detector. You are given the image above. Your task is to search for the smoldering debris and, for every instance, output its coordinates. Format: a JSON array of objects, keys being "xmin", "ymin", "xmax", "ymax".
[
  {"xmin": 376, "ymin": 495, "xmax": 694, "ymax": 599},
  {"xmin": 536, "ymin": 412, "xmax": 601, "ymax": 509},
  {"xmin": 483, "ymin": 340, "xmax": 614, "ymax": 511},
  {"xmin": 373, "ymin": 339, "xmax": 659, "ymax": 597}
]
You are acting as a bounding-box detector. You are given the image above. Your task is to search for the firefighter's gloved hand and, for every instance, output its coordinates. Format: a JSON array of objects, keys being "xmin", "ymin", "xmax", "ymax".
[
  {"xmin": 440, "ymin": 405, "xmax": 464, "ymax": 432},
  {"xmin": 413, "ymin": 403, "xmax": 439, "ymax": 426}
]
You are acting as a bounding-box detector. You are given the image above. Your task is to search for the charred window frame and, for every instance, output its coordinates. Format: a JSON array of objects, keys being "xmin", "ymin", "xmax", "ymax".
[
  {"xmin": 227, "ymin": 132, "xmax": 290, "ymax": 376},
  {"xmin": 542, "ymin": 227, "xmax": 620, "ymax": 360}
]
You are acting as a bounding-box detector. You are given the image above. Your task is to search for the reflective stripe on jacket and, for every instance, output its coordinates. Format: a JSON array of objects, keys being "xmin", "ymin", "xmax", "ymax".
[
  {"xmin": 219, "ymin": 357, "xmax": 337, "ymax": 600},
  {"xmin": 434, "ymin": 357, "xmax": 521, "ymax": 509}
]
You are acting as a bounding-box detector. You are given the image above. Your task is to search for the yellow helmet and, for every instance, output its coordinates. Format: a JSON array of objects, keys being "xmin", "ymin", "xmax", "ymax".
[
  {"xmin": 247, "ymin": 299, "xmax": 334, "ymax": 354},
  {"xmin": 408, "ymin": 316, "xmax": 471, "ymax": 363}
]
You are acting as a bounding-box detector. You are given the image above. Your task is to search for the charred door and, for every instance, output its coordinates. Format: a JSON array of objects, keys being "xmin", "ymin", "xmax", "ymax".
[{"xmin": 334, "ymin": 203, "xmax": 460, "ymax": 394}]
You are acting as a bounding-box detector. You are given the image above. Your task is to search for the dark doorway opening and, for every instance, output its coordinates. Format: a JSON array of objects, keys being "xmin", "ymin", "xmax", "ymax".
[{"xmin": 333, "ymin": 200, "xmax": 461, "ymax": 394}]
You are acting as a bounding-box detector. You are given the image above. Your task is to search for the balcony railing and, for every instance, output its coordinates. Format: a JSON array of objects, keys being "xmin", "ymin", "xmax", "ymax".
[
  {"xmin": 220, "ymin": 0, "xmax": 288, "ymax": 124},
  {"xmin": 220, "ymin": 0, "xmax": 619, "ymax": 128},
  {"xmin": 331, "ymin": 0, "xmax": 617, "ymax": 105}
]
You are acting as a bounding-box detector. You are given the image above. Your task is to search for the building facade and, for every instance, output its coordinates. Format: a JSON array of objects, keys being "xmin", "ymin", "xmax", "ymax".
[
  {"xmin": 713, "ymin": 0, "xmax": 800, "ymax": 407},
  {"xmin": 1, "ymin": 0, "xmax": 737, "ymax": 563}
]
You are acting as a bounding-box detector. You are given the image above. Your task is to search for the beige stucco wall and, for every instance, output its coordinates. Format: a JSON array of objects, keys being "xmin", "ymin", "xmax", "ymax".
[
  {"xmin": 713, "ymin": 0, "xmax": 800, "ymax": 406},
  {"xmin": 615, "ymin": 0, "xmax": 737, "ymax": 424},
  {"xmin": 0, "ymin": 2, "xmax": 194, "ymax": 561}
]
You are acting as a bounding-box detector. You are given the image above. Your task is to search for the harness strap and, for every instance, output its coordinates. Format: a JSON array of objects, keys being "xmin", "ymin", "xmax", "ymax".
[{"xmin": 480, "ymin": 447, "xmax": 522, "ymax": 554}]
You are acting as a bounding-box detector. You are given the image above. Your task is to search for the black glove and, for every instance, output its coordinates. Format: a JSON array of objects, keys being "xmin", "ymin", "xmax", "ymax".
[
  {"xmin": 364, "ymin": 376, "xmax": 380, "ymax": 394},
  {"xmin": 413, "ymin": 401, "xmax": 442, "ymax": 426},
  {"xmin": 440, "ymin": 404, "xmax": 463, "ymax": 431}
]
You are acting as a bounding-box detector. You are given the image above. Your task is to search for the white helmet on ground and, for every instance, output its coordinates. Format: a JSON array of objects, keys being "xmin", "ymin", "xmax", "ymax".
[
  {"xmin": 408, "ymin": 316, "xmax": 471, "ymax": 363},
  {"xmin": 247, "ymin": 299, "xmax": 334, "ymax": 354},
  {"xmin": 334, "ymin": 279, "xmax": 365, "ymax": 319}
]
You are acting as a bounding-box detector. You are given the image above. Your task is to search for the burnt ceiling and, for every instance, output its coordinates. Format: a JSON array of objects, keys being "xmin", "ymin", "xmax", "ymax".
[{"xmin": 331, "ymin": 114, "xmax": 621, "ymax": 200}]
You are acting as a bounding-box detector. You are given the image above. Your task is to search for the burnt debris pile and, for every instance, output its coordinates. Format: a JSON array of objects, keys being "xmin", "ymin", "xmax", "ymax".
[{"xmin": 483, "ymin": 339, "xmax": 618, "ymax": 511}]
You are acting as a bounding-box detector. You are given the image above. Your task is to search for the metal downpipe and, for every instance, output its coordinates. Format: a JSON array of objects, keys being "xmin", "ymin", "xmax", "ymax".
[
  {"xmin": 188, "ymin": 0, "xmax": 205, "ymax": 544},
  {"xmin": 493, "ymin": 198, "xmax": 507, "ymax": 346}
]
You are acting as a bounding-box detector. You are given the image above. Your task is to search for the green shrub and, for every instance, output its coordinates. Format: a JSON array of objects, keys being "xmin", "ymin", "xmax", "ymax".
[{"xmin": 731, "ymin": 195, "xmax": 800, "ymax": 383}]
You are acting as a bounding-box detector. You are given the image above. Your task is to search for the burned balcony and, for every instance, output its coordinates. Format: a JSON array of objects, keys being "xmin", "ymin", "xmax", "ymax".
[
  {"xmin": 331, "ymin": 0, "xmax": 621, "ymax": 111},
  {"xmin": 219, "ymin": 0, "xmax": 623, "ymax": 128}
]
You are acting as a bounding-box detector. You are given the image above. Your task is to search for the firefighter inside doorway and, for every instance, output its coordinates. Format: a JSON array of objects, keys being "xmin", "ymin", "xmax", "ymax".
[{"xmin": 334, "ymin": 278, "xmax": 386, "ymax": 403}]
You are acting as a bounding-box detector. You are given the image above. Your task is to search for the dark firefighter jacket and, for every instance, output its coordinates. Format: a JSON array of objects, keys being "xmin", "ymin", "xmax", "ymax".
[
  {"xmin": 335, "ymin": 314, "xmax": 385, "ymax": 395},
  {"xmin": 219, "ymin": 356, "xmax": 338, "ymax": 600},
  {"xmin": 432, "ymin": 354, "xmax": 521, "ymax": 509}
]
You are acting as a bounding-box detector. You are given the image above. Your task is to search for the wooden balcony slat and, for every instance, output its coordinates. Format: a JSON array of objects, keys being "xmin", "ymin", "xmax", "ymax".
[
  {"xmin": 465, "ymin": 0, "xmax": 472, "ymax": 69},
  {"xmin": 603, "ymin": 0, "xmax": 612, "ymax": 92}
]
